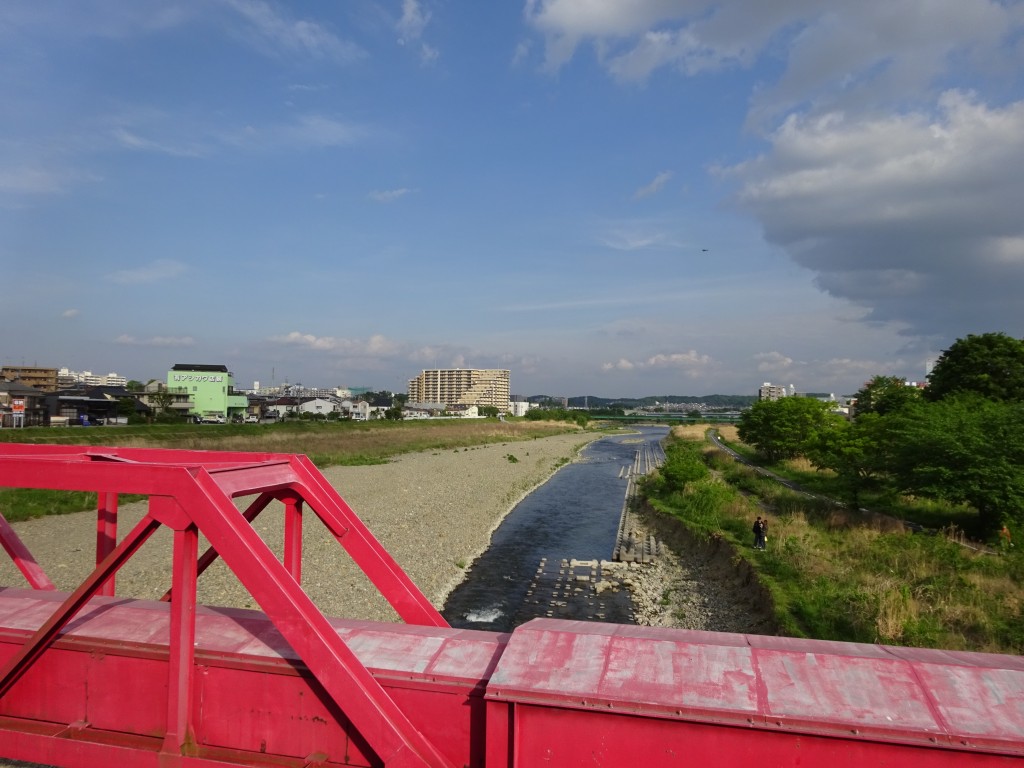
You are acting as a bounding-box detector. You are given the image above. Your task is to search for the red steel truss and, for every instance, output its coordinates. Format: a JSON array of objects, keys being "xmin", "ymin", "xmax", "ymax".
[{"xmin": 0, "ymin": 443, "xmax": 1021, "ymax": 768}]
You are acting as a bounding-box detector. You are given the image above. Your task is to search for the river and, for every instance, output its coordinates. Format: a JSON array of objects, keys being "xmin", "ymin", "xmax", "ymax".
[{"xmin": 441, "ymin": 426, "xmax": 669, "ymax": 633}]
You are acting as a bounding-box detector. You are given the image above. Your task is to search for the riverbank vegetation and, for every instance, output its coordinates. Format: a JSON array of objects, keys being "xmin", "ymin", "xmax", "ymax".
[
  {"xmin": 0, "ymin": 418, "xmax": 583, "ymax": 523},
  {"xmin": 643, "ymin": 424, "xmax": 1024, "ymax": 654}
]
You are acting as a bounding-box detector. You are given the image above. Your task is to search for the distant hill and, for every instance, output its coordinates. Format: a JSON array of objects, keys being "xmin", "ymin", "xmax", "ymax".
[{"xmin": 527, "ymin": 394, "xmax": 756, "ymax": 409}]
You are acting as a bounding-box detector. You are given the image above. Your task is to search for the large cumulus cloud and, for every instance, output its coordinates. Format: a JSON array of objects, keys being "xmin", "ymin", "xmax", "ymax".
[
  {"xmin": 723, "ymin": 91, "xmax": 1024, "ymax": 340},
  {"xmin": 525, "ymin": 0, "xmax": 1024, "ymax": 347}
]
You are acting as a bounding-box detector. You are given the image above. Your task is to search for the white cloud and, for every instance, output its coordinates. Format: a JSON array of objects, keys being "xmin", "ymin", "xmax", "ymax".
[
  {"xmin": 224, "ymin": 114, "xmax": 365, "ymax": 151},
  {"xmin": 512, "ymin": 39, "xmax": 532, "ymax": 67},
  {"xmin": 634, "ymin": 170, "xmax": 673, "ymax": 199},
  {"xmin": 0, "ymin": 165, "xmax": 99, "ymax": 197},
  {"xmin": 602, "ymin": 349, "xmax": 712, "ymax": 375},
  {"xmin": 0, "ymin": 167, "xmax": 63, "ymax": 195},
  {"xmin": 112, "ymin": 127, "xmax": 203, "ymax": 158},
  {"xmin": 61, "ymin": 308, "xmax": 80, "ymax": 318},
  {"xmin": 397, "ymin": 0, "xmax": 430, "ymax": 43},
  {"xmin": 525, "ymin": 1, "xmax": 1024, "ymax": 115},
  {"xmin": 107, "ymin": 259, "xmax": 187, "ymax": 285},
  {"xmin": 602, "ymin": 358, "xmax": 636, "ymax": 371},
  {"xmin": 270, "ymin": 331, "xmax": 404, "ymax": 357},
  {"xmin": 368, "ymin": 187, "xmax": 413, "ymax": 203},
  {"xmin": 419, "ymin": 42, "xmax": 439, "ymax": 64},
  {"xmin": 754, "ymin": 351, "xmax": 794, "ymax": 373},
  {"xmin": 599, "ymin": 226, "xmax": 676, "ymax": 251},
  {"xmin": 723, "ymin": 91, "xmax": 1024, "ymax": 338},
  {"xmin": 281, "ymin": 114, "xmax": 363, "ymax": 147},
  {"xmin": 221, "ymin": 0, "xmax": 364, "ymax": 63}
]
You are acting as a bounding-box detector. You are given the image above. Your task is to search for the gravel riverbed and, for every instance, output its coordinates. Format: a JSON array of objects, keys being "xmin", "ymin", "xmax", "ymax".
[{"xmin": 0, "ymin": 431, "xmax": 772, "ymax": 767}]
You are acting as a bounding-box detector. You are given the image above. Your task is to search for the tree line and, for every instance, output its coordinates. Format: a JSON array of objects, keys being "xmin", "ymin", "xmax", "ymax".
[{"xmin": 737, "ymin": 332, "xmax": 1024, "ymax": 536}]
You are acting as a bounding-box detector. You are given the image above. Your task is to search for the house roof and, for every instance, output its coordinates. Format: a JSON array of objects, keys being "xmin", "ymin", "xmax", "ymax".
[
  {"xmin": 0, "ymin": 380, "xmax": 45, "ymax": 396},
  {"xmin": 170, "ymin": 364, "xmax": 229, "ymax": 373}
]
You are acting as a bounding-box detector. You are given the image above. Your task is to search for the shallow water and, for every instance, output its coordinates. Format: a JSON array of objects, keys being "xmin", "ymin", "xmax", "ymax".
[{"xmin": 442, "ymin": 427, "xmax": 669, "ymax": 632}]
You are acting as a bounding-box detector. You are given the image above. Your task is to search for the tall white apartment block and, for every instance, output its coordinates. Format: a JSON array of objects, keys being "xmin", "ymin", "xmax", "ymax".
[
  {"xmin": 57, "ymin": 368, "xmax": 127, "ymax": 388},
  {"xmin": 408, "ymin": 368, "xmax": 510, "ymax": 411}
]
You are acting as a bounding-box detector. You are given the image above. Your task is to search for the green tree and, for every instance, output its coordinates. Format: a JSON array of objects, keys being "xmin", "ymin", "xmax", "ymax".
[
  {"xmin": 888, "ymin": 396, "xmax": 1024, "ymax": 534},
  {"xmin": 383, "ymin": 405, "xmax": 404, "ymax": 420},
  {"xmin": 116, "ymin": 397, "xmax": 137, "ymax": 420},
  {"xmin": 852, "ymin": 375, "xmax": 922, "ymax": 417},
  {"xmin": 738, "ymin": 397, "xmax": 842, "ymax": 463},
  {"xmin": 126, "ymin": 380, "xmax": 145, "ymax": 392},
  {"xmin": 150, "ymin": 389, "xmax": 174, "ymax": 414},
  {"xmin": 806, "ymin": 413, "xmax": 896, "ymax": 507},
  {"xmin": 479, "ymin": 405, "xmax": 500, "ymax": 417},
  {"xmin": 925, "ymin": 332, "xmax": 1024, "ymax": 402}
]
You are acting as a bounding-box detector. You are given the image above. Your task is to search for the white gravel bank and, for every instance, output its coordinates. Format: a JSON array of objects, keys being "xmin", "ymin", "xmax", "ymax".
[{"xmin": 0, "ymin": 432, "xmax": 595, "ymax": 623}]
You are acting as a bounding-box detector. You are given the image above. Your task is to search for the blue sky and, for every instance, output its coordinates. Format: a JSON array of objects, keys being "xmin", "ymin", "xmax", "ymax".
[{"xmin": 3, "ymin": 1, "xmax": 1023, "ymax": 398}]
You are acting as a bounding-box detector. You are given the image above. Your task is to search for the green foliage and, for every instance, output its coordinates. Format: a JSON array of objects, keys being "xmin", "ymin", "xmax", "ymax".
[
  {"xmin": 0, "ymin": 489, "xmax": 111, "ymax": 523},
  {"xmin": 587, "ymin": 407, "xmax": 626, "ymax": 416},
  {"xmin": 925, "ymin": 332, "xmax": 1024, "ymax": 402},
  {"xmin": 505, "ymin": 453, "xmax": 519, "ymax": 463},
  {"xmin": 149, "ymin": 389, "xmax": 174, "ymax": 413},
  {"xmin": 647, "ymin": 433, "xmax": 1024, "ymax": 652},
  {"xmin": 887, "ymin": 396, "xmax": 1024, "ymax": 535},
  {"xmin": 658, "ymin": 440, "xmax": 709, "ymax": 492},
  {"xmin": 805, "ymin": 413, "xmax": 895, "ymax": 507},
  {"xmin": 361, "ymin": 390, "xmax": 397, "ymax": 407},
  {"xmin": 737, "ymin": 397, "xmax": 843, "ymax": 463},
  {"xmin": 852, "ymin": 375, "xmax": 922, "ymax": 417}
]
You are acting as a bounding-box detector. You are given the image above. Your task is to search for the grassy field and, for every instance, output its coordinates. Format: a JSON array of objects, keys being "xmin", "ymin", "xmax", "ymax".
[
  {"xmin": 643, "ymin": 424, "xmax": 1024, "ymax": 654},
  {"xmin": 0, "ymin": 418, "xmax": 583, "ymax": 523}
]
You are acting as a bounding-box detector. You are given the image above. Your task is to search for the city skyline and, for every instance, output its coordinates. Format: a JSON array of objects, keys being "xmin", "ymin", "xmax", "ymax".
[{"xmin": 3, "ymin": 2, "xmax": 1022, "ymax": 397}]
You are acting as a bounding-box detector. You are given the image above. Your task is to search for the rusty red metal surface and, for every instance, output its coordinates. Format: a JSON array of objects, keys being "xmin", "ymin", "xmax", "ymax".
[
  {"xmin": 0, "ymin": 443, "xmax": 1022, "ymax": 768},
  {"xmin": 485, "ymin": 619, "xmax": 1024, "ymax": 766}
]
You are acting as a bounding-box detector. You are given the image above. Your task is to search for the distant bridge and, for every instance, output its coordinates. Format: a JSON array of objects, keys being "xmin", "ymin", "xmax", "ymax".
[{"xmin": 595, "ymin": 412, "xmax": 743, "ymax": 423}]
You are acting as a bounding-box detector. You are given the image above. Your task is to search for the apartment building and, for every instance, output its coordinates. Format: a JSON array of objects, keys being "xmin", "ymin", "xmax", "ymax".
[
  {"xmin": 0, "ymin": 366, "xmax": 58, "ymax": 393},
  {"xmin": 57, "ymin": 368, "xmax": 127, "ymax": 388},
  {"xmin": 758, "ymin": 382, "xmax": 790, "ymax": 401},
  {"xmin": 408, "ymin": 368, "xmax": 510, "ymax": 411}
]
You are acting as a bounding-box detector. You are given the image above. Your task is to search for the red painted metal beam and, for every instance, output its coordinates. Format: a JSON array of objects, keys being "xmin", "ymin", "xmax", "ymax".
[
  {"xmin": 0, "ymin": 513, "xmax": 54, "ymax": 591},
  {"xmin": 0, "ymin": 443, "xmax": 455, "ymax": 767},
  {"xmin": 1, "ymin": 443, "xmax": 1022, "ymax": 768},
  {"xmin": 0, "ymin": 588, "xmax": 504, "ymax": 768}
]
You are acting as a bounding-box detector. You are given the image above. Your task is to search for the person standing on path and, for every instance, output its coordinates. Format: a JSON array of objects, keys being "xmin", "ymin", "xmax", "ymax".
[{"xmin": 752, "ymin": 516, "xmax": 766, "ymax": 550}]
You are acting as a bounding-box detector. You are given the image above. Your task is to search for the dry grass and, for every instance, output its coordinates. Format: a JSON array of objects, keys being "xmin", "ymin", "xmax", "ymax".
[
  {"xmin": 671, "ymin": 424, "xmax": 710, "ymax": 441},
  {"xmin": 715, "ymin": 424, "xmax": 740, "ymax": 442},
  {"xmin": 875, "ymin": 583, "xmax": 918, "ymax": 643}
]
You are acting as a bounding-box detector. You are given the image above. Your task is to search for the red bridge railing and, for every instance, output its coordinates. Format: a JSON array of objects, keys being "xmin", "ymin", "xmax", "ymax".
[{"xmin": 0, "ymin": 443, "xmax": 1020, "ymax": 768}]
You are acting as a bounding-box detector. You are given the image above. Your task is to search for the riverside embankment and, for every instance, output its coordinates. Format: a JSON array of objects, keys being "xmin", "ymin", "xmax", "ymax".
[
  {"xmin": 0, "ymin": 430, "xmax": 772, "ymax": 631},
  {"xmin": 0, "ymin": 433, "xmax": 596, "ymax": 622},
  {"xmin": 0, "ymin": 429, "xmax": 777, "ymax": 768}
]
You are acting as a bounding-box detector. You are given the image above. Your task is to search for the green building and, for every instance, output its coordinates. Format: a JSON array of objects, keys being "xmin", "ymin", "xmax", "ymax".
[{"xmin": 167, "ymin": 364, "xmax": 248, "ymax": 422}]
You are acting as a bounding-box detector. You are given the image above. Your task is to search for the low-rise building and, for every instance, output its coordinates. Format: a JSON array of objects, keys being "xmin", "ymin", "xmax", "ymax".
[
  {"xmin": 0, "ymin": 380, "xmax": 48, "ymax": 427},
  {"xmin": 167, "ymin": 363, "xmax": 248, "ymax": 421}
]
